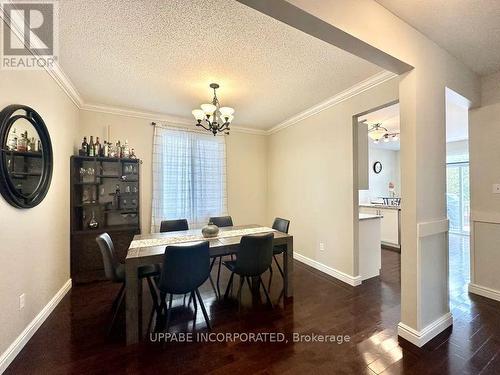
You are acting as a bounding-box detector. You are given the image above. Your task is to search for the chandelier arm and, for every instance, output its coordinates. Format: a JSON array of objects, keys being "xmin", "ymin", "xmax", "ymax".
[{"xmin": 197, "ymin": 122, "xmax": 211, "ymax": 131}]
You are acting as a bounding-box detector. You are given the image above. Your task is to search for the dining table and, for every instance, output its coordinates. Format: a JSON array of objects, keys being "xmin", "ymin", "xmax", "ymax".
[{"xmin": 125, "ymin": 224, "xmax": 294, "ymax": 345}]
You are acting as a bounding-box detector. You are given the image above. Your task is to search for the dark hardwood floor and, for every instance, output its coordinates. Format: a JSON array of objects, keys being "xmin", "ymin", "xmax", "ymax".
[{"xmin": 6, "ymin": 235, "xmax": 500, "ymax": 374}]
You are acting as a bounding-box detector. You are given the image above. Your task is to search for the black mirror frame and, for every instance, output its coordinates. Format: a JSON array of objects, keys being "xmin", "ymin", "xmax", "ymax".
[
  {"xmin": 0, "ymin": 104, "xmax": 53, "ymax": 208},
  {"xmin": 373, "ymin": 161, "xmax": 382, "ymax": 174}
]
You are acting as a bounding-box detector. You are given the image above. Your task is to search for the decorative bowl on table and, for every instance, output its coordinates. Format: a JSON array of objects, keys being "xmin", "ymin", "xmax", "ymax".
[{"xmin": 202, "ymin": 222, "xmax": 219, "ymax": 238}]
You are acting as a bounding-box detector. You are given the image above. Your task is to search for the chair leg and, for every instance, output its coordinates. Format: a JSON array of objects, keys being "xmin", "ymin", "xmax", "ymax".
[
  {"xmin": 108, "ymin": 284, "xmax": 125, "ymax": 335},
  {"xmin": 195, "ymin": 289, "xmax": 211, "ymax": 330},
  {"xmin": 274, "ymin": 255, "xmax": 284, "ymax": 278},
  {"xmin": 192, "ymin": 291, "xmax": 198, "ymax": 331},
  {"xmin": 165, "ymin": 294, "xmax": 173, "ymax": 332},
  {"xmin": 208, "ymin": 257, "xmax": 218, "ymax": 298},
  {"xmin": 145, "ymin": 276, "xmax": 160, "ymax": 314},
  {"xmin": 268, "ymin": 265, "xmax": 273, "ymax": 292},
  {"xmin": 259, "ymin": 276, "xmax": 273, "ymax": 308},
  {"xmin": 224, "ymin": 272, "xmax": 235, "ymax": 299},
  {"xmin": 111, "ymin": 283, "xmax": 125, "ymax": 311},
  {"xmin": 208, "ymin": 275, "xmax": 218, "ymax": 299},
  {"xmin": 237, "ymin": 276, "xmax": 244, "ymax": 312},
  {"xmin": 216, "ymin": 257, "xmax": 222, "ymax": 298}
]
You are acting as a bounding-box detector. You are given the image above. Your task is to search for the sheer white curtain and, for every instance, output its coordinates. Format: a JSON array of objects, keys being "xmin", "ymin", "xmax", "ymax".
[{"xmin": 151, "ymin": 125, "xmax": 227, "ymax": 232}]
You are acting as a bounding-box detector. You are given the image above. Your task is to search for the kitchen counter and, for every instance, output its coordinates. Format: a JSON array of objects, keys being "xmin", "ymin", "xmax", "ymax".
[
  {"xmin": 359, "ymin": 213, "xmax": 383, "ymax": 220},
  {"xmin": 358, "ymin": 213, "xmax": 382, "ymax": 282},
  {"xmin": 359, "ymin": 203, "xmax": 401, "ymax": 211}
]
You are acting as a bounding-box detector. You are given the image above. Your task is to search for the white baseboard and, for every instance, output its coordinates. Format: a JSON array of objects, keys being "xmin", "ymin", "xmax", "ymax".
[
  {"xmin": 293, "ymin": 252, "xmax": 362, "ymax": 286},
  {"xmin": 468, "ymin": 283, "xmax": 500, "ymax": 302},
  {"xmin": 0, "ymin": 279, "xmax": 72, "ymax": 374},
  {"xmin": 397, "ymin": 312, "xmax": 453, "ymax": 347}
]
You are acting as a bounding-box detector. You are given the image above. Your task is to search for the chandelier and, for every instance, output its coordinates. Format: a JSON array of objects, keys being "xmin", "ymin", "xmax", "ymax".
[
  {"xmin": 368, "ymin": 123, "xmax": 399, "ymax": 144},
  {"xmin": 192, "ymin": 83, "xmax": 235, "ymax": 136}
]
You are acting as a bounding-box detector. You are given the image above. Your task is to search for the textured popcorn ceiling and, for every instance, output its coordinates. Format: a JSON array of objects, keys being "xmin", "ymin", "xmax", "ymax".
[
  {"xmin": 376, "ymin": 0, "xmax": 500, "ymax": 76},
  {"xmin": 58, "ymin": 0, "xmax": 382, "ymax": 130}
]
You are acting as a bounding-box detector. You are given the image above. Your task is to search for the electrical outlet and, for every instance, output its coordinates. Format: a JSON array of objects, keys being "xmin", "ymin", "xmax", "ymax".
[
  {"xmin": 493, "ymin": 184, "xmax": 500, "ymax": 194},
  {"xmin": 319, "ymin": 242, "xmax": 325, "ymax": 252},
  {"xmin": 19, "ymin": 293, "xmax": 25, "ymax": 310}
]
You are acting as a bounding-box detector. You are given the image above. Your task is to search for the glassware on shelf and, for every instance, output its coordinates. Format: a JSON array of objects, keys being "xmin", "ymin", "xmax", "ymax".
[
  {"xmin": 125, "ymin": 185, "xmax": 131, "ymax": 193},
  {"xmin": 100, "ymin": 187, "xmax": 105, "ymax": 196},
  {"xmin": 88, "ymin": 210, "xmax": 99, "ymax": 229},
  {"xmin": 79, "ymin": 167, "xmax": 86, "ymax": 182},
  {"xmin": 132, "ymin": 185, "xmax": 138, "ymax": 193},
  {"xmin": 82, "ymin": 188, "xmax": 90, "ymax": 203}
]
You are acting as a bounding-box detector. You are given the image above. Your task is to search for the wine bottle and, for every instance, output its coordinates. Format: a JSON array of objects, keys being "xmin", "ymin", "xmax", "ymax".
[
  {"xmin": 81, "ymin": 137, "xmax": 88, "ymax": 155},
  {"xmin": 103, "ymin": 140, "xmax": 109, "ymax": 157},
  {"xmin": 89, "ymin": 136, "xmax": 94, "ymax": 156},
  {"xmin": 96, "ymin": 137, "xmax": 102, "ymax": 156}
]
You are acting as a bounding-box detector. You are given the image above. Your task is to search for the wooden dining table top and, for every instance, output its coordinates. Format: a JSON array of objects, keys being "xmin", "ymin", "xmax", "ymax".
[{"xmin": 126, "ymin": 224, "xmax": 292, "ymax": 261}]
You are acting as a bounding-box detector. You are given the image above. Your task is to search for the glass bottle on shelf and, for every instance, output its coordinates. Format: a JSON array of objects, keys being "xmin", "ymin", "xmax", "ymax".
[
  {"xmin": 7, "ymin": 127, "xmax": 17, "ymax": 151},
  {"xmin": 17, "ymin": 133, "xmax": 28, "ymax": 152},
  {"xmin": 130, "ymin": 148, "xmax": 136, "ymax": 159},
  {"xmin": 116, "ymin": 141, "xmax": 122, "ymax": 158},
  {"xmin": 95, "ymin": 137, "xmax": 102, "ymax": 156},
  {"xmin": 108, "ymin": 142, "xmax": 115, "ymax": 158},
  {"xmin": 81, "ymin": 137, "xmax": 88, "ymax": 155},
  {"xmin": 103, "ymin": 140, "xmax": 109, "ymax": 157},
  {"xmin": 122, "ymin": 140, "xmax": 130, "ymax": 158},
  {"xmin": 89, "ymin": 136, "xmax": 95, "ymax": 156},
  {"xmin": 28, "ymin": 137, "xmax": 36, "ymax": 152}
]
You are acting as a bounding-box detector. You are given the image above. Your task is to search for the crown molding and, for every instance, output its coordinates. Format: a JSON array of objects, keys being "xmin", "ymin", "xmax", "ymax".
[
  {"xmin": 268, "ymin": 71, "xmax": 398, "ymax": 135},
  {"xmin": 2, "ymin": 8, "xmax": 393, "ymax": 138},
  {"xmin": 80, "ymin": 103, "xmax": 267, "ymax": 135}
]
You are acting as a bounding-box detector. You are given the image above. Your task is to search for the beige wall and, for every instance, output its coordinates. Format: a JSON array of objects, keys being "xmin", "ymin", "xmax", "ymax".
[
  {"xmin": 469, "ymin": 71, "xmax": 500, "ymax": 298},
  {"xmin": 78, "ymin": 111, "xmax": 268, "ymax": 233},
  {"xmin": 267, "ymin": 77, "xmax": 399, "ymax": 277},
  {"xmin": 0, "ymin": 70, "xmax": 78, "ymax": 359}
]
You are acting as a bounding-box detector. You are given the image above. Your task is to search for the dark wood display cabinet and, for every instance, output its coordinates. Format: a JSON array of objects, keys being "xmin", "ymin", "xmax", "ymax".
[{"xmin": 70, "ymin": 155, "xmax": 141, "ymax": 283}]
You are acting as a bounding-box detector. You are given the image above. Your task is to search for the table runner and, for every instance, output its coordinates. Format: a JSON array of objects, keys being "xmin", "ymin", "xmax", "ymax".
[{"xmin": 129, "ymin": 226, "xmax": 276, "ymax": 249}]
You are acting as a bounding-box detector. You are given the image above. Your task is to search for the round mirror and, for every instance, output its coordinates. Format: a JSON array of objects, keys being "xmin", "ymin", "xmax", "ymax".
[
  {"xmin": 373, "ymin": 161, "xmax": 382, "ymax": 174},
  {"xmin": 0, "ymin": 105, "xmax": 53, "ymax": 208}
]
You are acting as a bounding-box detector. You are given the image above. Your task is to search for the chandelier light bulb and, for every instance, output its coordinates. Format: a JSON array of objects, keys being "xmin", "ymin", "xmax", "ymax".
[
  {"xmin": 383, "ymin": 135, "xmax": 390, "ymax": 143},
  {"xmin": 192, "ymin": 109, "xmax": 204, "ymax": 120},
  {"xmin": 374, "ymin": 139, "xmax": 379, "ymax": 144},
  {"xmin": 201, "ymin": 103, "xmax": 216, "ymax": 115},
  {"xmin": 392, "ymin": 134, "xmax": 399, "ymax": 141},
  {"xmin": 219, "ymin": 107, "xmax": 235, "ymax": 117}
]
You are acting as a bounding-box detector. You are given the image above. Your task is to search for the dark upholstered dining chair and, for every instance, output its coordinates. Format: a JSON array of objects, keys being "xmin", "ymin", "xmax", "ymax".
[
  {"xmin": 223, "ymin": 233, "xmax": 274, "ymax": 309},
  {"xmin": 96, "ymin": 233, "xmax": 160, "ymax": 334},
  {"xmin": 208, "ymin": 215, "xmax": 234, "ymax": 298},
  {"xmin": 209, "ymin": 215, "xmax": 233, "ymax": 228},
  {"xmin": 159, "ymin": 218, "xmax": 217, "ymax": 300},
  {"xmin": 160, "ymin": 219, "xmax": 189, "ymax": 233},
  {"xmin": 267, "ymin": 218, "xmax": 290, "ymax": 291},
  {"xmin": 158, "ymin": 241, "xmax": 212, "ymax": 330}
]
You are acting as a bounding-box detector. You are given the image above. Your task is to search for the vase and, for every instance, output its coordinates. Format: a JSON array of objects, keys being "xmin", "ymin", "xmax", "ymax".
[
  {"xmin": 202, "ymin": 222, "xmax": 219, "ymax": 238},
  {"xmin": 88, "ymin": 210, "xmax": 99, "ymax": 229}
]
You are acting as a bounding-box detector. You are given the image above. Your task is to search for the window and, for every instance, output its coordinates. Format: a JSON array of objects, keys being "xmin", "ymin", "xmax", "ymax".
[{"xmin": 151, "ymin": 126, "xmax": 227, "ymax": 232}]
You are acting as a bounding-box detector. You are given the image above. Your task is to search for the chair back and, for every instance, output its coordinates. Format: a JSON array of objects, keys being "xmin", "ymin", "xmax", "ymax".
[
  {"xmin": 96, "ymin": 233, "xmax": 121, "ymax": 282},
  {"xmin": 159, "ymin": 241, "xmax": 210, "ymax": 294},
  {"xmin": 160, "ymin": 219, "xmax": 189, "ymax": 233},
  {"xmin": 272, "ymin": 217, "xmax": 290, "ymax": 233},
  {"xmin": 236, "ymin": 233, "xmax": 274, "ymax": 277},
  {"xmin": 209, "ymin": 215, "xmax": 233, "ymax": 227}
]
